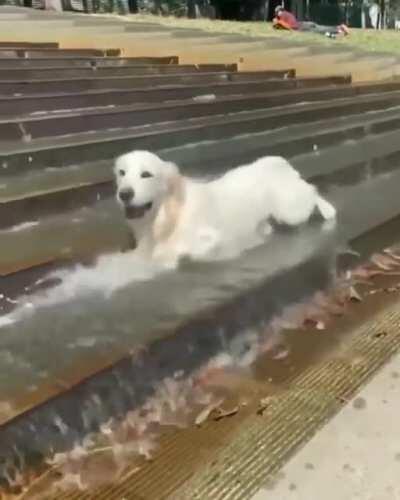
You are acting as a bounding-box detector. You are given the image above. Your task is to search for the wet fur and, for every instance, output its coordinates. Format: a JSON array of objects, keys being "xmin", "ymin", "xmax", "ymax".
[{"xmin": 114, "ymin": 151, "xmax": 336, "ymax": 266}]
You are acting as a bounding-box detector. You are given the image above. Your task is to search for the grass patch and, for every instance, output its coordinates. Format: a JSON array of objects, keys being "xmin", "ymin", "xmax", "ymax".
[{"xmin": 107, "ymin": 13, "xmax": 400, "ymax": 56}]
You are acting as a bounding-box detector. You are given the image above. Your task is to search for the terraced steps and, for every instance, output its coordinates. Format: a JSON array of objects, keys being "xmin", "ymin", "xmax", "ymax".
[
  {"xmin": 0, "ymin": 76, "xmax": 349, "ymax": 119},
  {"xmin": 5, "ymin": 83, "xmax": 400, "ymax": 173},
  {"xmin": 2, "ymin": 101, "xmax": 400, "ymax": 232},
  {"xmin": 6, "ymin": 81, "xmax": 400, "ymax": 144},
  {"xmin": 1, "ymin": 26, "xmax": 400, "ymax": 495}
]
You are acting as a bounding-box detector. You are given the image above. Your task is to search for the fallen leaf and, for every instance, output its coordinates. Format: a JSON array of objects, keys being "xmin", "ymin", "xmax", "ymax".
[
  {"xmin": 303, "ymin": 317, "xmax": 326, "ymax": 330},
  {"xmin": 213, "ymin": 406, "xmax": 239, "ymax": 421},
  {"xmin": 352, "ymin": 277, "xmax": 375, "ymax": 286},
  {"xmin": 195, "ymin": 398, "xmax": 224, "ymax": 427},
  {"xmin": 272, "ymin": 347, "xmax": 290, "ymax": 360},
  {"xmin": 257, "ymin": 397, "xmax": 272, "ymax": 416},
  {"xmin": 371, "ymin": 254, "xmax": 392, "ymax": 271},
  {"xmin": 384, "ymin": 248, "xmax": 400, "ymax": 261},
  {"xmin": 349, "ymin": 286, "xmax": 362, "ymax": 302},
  {"xmin": 370, "ymin": 253, "xmax": 400, "ymax": 271},
  {"xmin": 351, "ymin": 266, "xmax": 382, "ymax": 280},
  {"xmin": 373, "ymin": 331, "xmax": 388, "ymax": 339}
]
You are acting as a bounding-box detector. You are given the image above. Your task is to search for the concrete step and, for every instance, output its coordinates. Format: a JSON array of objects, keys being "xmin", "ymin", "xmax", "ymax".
[
  {"xmin": 0, "ymin": 76, "xmax": 347, "ymax": 116},
  {"xmin": 0, "ymin": 55, "xmax": 181, "ymax": 68},
  {"xmin": 2, "ymin": 82, "xmax": 400, "ymax": 143},
  {"xmin": 0, "ymin": 64, "xmax": 241, "ymax": 79},
  {"xmin": 0, "ymin": 47, "xmax": 121, "ymax": 59},
  {"xmin": 0, "ymin": 55, "xmax": 180, "ymax": 68},
  {"xmin": 0, "ymin": 41, "xmax": 59, "ymax": 48},
  {"xmin": 0, "ymin": 69, "xmax": 299, "ymax": 94}
]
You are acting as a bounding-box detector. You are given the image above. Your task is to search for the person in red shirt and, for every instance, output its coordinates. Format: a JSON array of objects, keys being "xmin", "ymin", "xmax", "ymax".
[
  {"xmin": 273, "ymin": 5, "xmax": 349, "ymax": 37},
  {"xmin": 273, "ymin": 6, "xmax": 300, "ymax": 29}
]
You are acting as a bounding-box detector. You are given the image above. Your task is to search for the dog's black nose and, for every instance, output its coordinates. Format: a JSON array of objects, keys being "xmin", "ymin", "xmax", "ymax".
[{"xmin": 119, "ymin": 188, "xmax": 134, "ymax": 203}]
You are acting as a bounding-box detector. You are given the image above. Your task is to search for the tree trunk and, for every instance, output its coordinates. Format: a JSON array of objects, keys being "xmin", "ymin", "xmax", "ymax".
[
  {"xmin": 128, "ymin": 0, "xmax": 137, "ymax": 12},
  {"xmin": 187, "ymin": 0, "xmax": 197, "ymax": 17}
]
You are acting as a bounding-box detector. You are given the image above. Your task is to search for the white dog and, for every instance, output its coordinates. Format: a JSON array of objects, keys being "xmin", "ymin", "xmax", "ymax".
[{"xmin": 114, "ymin": 150, "xmax": 336, "ymax": 266}]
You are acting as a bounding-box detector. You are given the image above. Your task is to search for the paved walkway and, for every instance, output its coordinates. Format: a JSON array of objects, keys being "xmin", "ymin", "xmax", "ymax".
[{"xmin": 252, "ymin": 352, "xmax": 400, "ymax": 500}]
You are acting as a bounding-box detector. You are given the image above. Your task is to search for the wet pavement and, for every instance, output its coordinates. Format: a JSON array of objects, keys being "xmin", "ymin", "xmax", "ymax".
[{"xmin": 252, "ymin": 348, "xmax": 400, "ymax": 500}]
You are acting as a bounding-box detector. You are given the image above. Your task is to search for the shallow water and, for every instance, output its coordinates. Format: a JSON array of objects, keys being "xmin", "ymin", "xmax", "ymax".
[{"xmin": 2, "ymin": 166, "xmax": 400, "ymax": 494}]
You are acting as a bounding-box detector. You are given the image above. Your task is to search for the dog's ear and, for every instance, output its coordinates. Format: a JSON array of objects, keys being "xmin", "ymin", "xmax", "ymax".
[
  {"xmin": 162, "ymin": 161, "xmax": 184, "ymax": 201},
  {"xmin": 153, "ymin": 161, "xmax": 185, "ymax": 242}
]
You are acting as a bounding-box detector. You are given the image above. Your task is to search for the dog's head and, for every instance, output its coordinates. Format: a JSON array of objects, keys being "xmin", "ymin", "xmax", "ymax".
[{"xmin": 114, "ymin": 150, "xmax": 182, "ymax": 222}]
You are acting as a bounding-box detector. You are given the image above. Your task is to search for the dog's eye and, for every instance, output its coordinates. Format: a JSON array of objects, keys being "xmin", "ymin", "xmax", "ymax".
[
  {"xmin": 119, "ymin": 169, "xmax": 125, "ymax": 177},
  {"xmin": 141, "ymin": 171, "xmax": 153, "ymax": 179}
]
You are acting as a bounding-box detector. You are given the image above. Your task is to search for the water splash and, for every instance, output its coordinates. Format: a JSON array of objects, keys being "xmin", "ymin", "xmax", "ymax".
[{"xmin": 0, "ymin": 252, "xmax": 170, "ymax": 328}]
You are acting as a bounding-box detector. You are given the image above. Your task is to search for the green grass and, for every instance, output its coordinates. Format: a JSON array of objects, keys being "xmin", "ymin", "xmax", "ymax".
[{"xmin": 107, "ymin": 13, "xmax": 400, "ymax": 56}]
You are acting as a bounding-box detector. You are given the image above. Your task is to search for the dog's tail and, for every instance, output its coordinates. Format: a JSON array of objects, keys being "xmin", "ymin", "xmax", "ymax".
[{"xmin": 316, "ymin": 195, "xmax": 336, "ymax": 220}]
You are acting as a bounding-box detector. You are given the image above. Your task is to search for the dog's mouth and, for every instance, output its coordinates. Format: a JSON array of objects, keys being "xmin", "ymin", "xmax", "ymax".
[{"xmin": 124, "ymin": 202, "xmax": 153, "ymax": 220}]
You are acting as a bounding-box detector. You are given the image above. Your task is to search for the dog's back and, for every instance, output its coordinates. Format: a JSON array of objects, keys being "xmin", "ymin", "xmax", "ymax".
[
  {"xmin": 209, "ymin": 155, "xmax": 333, "ymax": 227},
  {"xmin": 209, "ymin": 156, "xmax": 305, "ymax": 220},
  {"xmin": 212, "ymin": 156, "xmax": 300, "ymax": 193}
]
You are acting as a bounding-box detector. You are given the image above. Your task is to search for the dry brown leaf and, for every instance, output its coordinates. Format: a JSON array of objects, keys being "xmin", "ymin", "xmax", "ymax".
[
  {"xmin": 195, "ymin": 398, "xmax": 224, "ymax": 427},
  {"xmin": 213, "ymin": 406, "xmax": 239, "ymax": 421},
  {"xmin": 351, "ymin": 267, "xmax": 381, "ymax": 280},
  {"xmin": 257, "ymin": 397, "xmax": 272, "ymax": 416},
  {"xmin": 303, "ymin": 315, "xmax": 326, "ymax": 330},
  {"xmin": 371, "ymin": 254, "xmax": 392, "ymax": 271},
  {"xmin": 272, "ymin": 348, "xmax": 290, "ymax": 360},
  {"xmin": 349, "ymin": 286, "xmax": 362, "ymax": 302},
  {"xmin": 370, "ymin": 253, "xmax": 400, "ymax": 271},
  {"xmin": 384, "ymin": 248, "xmax": 400, "ymax": 261},
  {"xmin": 373, "ymin": 331, "xmax": 388, "ymax": 339}
]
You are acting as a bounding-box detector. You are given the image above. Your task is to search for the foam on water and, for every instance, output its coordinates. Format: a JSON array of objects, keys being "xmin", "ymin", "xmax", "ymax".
[
  {"xmin": 1, "ymin": 252, "xmax": 171, "ymax": 328},
  {"xmin": 0, "ymin": 316, "xmax": 15, "ymax": 328},
  {"xmin": 0, "ymin": 220, "xmax": 39, "ymax": 233},
  {"xmin": 53, "ymin": 252, "xmax": 168, "ymax": 298}
]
